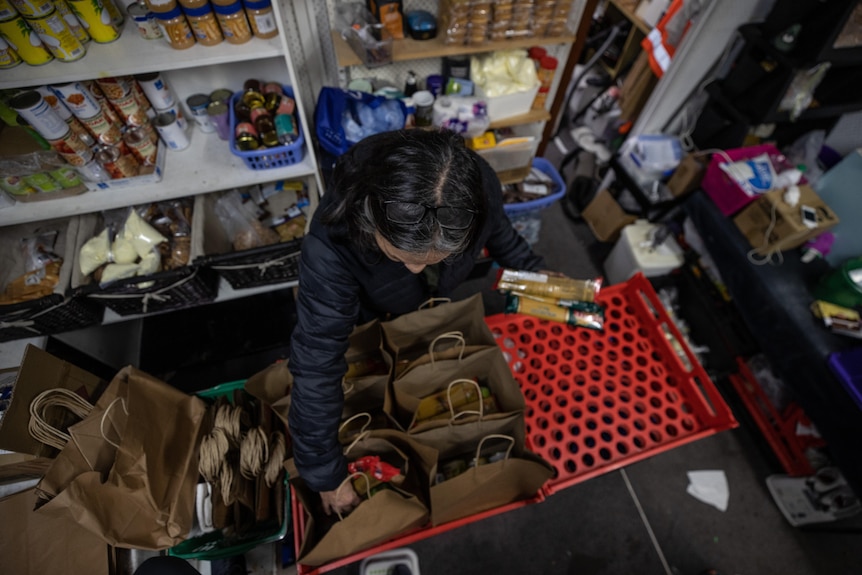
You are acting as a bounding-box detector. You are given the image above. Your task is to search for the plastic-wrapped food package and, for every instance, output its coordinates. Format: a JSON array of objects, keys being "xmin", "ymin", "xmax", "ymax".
[{"xmin": 471, "ymin": 49, "xmax": 539, "ymax": 97}]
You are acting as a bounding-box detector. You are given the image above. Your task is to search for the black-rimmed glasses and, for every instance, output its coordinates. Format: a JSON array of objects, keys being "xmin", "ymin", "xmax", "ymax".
[{"xmin": 383, "ymin": 201, "xmax": 476, "ymax": 230}]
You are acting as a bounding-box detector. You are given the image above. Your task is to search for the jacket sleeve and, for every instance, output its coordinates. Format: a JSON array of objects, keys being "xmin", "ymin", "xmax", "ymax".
[
  {"xmin": 480, "ymin": 161, "xmax": 546, "ymax": 272},
  {"xmin": 288, "ymin": 231, "xmax": 360, "ymax": 492}
]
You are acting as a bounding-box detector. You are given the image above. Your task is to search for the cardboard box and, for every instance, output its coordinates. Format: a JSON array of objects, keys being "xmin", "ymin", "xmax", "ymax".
[
  {"xmin": 667, "ymin": 153, "xmax": 707, "ymax": 198},
  {"xmin": 733, "ymin": 185, "xmax": 839, "ymax": 255},
  {"xmin": 582, "ymin": 188, "xmax": 638, "ymax": 243},
  {"xmin": 0, "ymin": 345, "xmax": 105, "ymax": 458}
]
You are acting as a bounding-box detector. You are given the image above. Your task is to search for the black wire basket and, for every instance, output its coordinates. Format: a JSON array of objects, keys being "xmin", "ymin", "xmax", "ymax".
[
  {"xmin": 199, "ymin": 238, "xmax": 303, "ymax": 290},
  {"xmin": 0, "ymin": 293, "xmax": 103, "ymax": 343}
]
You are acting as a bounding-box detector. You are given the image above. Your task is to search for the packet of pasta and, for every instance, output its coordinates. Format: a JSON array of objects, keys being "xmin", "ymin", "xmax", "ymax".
[{"xmin": 495, "ymin": 268, "xmax": 602, "ymax": 302}]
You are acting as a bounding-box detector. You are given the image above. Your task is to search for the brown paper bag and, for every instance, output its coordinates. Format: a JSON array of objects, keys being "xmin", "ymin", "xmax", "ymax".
[
  {"xmin": 34, "ymin": 366, "xmax": 207, "ymax": 550},
  {"xmin": 429, "ymin": 434, "xmax": 553, "ymax": 526},
  {"xmin": 391, "ymin": 346, "xmax": 525, "ymax": 435},
  {"xmin": 0, "ymin": 488, "xmax": 109, "ymax": 575},
  {"xmin": 288, "ymin": 430, "xmax": 437, "ymax": 567},
  {"xmin": 381, "ymin": 294, "xmax": 497, "ymax": 366}
]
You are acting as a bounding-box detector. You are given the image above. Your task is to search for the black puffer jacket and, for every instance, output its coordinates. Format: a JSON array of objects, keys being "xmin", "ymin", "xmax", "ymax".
[{"xmin": 287, "ymin": 152, "xmax": 544, "ymax": 492}]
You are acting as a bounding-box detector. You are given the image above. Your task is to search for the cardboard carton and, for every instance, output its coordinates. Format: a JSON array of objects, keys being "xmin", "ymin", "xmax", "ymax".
[
  {"xmin": 582, "ymin": 188, "xmax": 639, "ymax": 243},
  {"xmin": 733, "ymin": 185, "xmax": 839, "ymax": 255}
]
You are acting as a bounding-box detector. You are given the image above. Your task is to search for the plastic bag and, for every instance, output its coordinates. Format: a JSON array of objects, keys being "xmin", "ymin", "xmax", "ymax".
[
  {"xmin": 214, "ymin": 189, "xmax": 279, "ymax": 251},
  {"xmin": 315, "ymin": 87, "xmax": 406, "ymax": 156}
]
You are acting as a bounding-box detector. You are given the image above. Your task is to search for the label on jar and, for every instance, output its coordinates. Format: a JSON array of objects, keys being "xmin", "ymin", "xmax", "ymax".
[
  {"xmin": 251, "ymin": 11, "xmax": 276, "ymax": 34},
  {"xmin": 129, "ymin": 5, "xmax": 163, "ymax": 40},
  {"xmin": 53, "ymin": 0, "xmax": 90, "ymax": 45},
  {"xmin": 157, "ymin": 17, "xmax": 195, "ymax": 49}
]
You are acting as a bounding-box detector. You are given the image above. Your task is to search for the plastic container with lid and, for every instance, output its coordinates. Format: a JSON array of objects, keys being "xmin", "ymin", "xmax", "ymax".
[
  {"xmin": 243, "ymin": 0, "xmax": 277, "ymax": 39},
  {"xmin": 213, "ymin": 1, "xmax": 252, "ymax": 44},
  {"xmin": 603, "ymin": 219, "xmax": 685, "ymax": 285},
  {"xmin": 144, "ymin": 0, "xmax": 178, "ymax": 14},
  {"xmin": 155, "ymin": 6, "xmax": 196, "ymax": 49},
  {"xmin": 178, "ymin": 0, "xmax": 206, "ymax": 8},
  {"xmin": 183, "ymin": 2, "xmax": 223, "ymax": 45}
]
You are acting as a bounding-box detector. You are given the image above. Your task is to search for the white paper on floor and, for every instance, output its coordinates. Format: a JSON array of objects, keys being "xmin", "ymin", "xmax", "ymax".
[{"xmin": 686, "ymin": 470, "xmax": 729, "ymax": 512}]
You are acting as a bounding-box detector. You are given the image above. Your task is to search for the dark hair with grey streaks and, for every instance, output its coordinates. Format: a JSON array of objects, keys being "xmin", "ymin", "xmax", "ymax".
[{"xmin": 322, "ymin": 129, "xmax": 487, "ymax": 256}]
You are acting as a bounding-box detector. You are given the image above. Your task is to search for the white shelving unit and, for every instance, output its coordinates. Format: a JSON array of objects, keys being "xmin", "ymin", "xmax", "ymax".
[{"xmin": 0, "ymin": 0, "xmax": 323, "ymax": 335}]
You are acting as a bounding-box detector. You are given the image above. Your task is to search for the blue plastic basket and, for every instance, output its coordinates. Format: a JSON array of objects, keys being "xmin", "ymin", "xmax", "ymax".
[
  {"xmin": 503, "ymin": 157, "xmax": 566, "ymax": 245},
  {"xmin": 229, "ymin": 85, "xmax": 305, "ymax": 170}
]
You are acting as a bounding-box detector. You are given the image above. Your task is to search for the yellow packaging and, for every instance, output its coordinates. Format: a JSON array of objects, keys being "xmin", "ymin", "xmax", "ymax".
[
  {"xmin": 0, "ymin": 16, "xmax": 54, "ymax": 65},
  {"xmin": 509, "ymin": 294, "xmax": 570, "ymax": 323},
  {"xmin": 0, "ymin": 0, "xmax": 18, "ymax": 20},
  {"xmin": 495, "ymin": 268, "xmax": 602, "ymax": 302},
  {"xmin": 53, "ymin": 0, "xmax": 91, "ymax": 44},
  {"xmin": 9, "ymin": 0, "xmax": 53, "ymax": 17},
  {"xmin": 67, "ymin": 0, "xmax": 121, "ymax": 43},
  {"xmin": 27, "ymin": 9, "xmax": 87, "ymax": 61},
  {"xmin": 0, "ymin": 33, "xmax": 21, "ymax": 67},
  {"xmin": 101, "ymin": 0, "xmax": 122, "ymax": 26},
  {"xmin": 466, "ymin": 131, "xmax": 496, "ymax": 150}
]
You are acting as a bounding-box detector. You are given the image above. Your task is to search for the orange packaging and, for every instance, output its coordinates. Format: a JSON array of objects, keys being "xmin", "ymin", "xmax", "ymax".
[{"xmin": 368, "ymin": 0, "xmax": 404, "ymax": 39}]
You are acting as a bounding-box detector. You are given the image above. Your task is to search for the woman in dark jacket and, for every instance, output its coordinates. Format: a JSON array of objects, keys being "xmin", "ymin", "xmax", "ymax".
[{"xmin": 288, "ymin": 129, "xmax": 545, "ymax": 515}]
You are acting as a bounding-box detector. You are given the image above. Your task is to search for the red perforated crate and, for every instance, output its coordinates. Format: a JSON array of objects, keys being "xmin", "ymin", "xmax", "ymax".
[
  {"xmin": 486, "ymin": 273, "xmax": 738, "ymax": 494},
  {"xmin": 293, "ymin": 273, "xmax": 737, "ymax": 573}
]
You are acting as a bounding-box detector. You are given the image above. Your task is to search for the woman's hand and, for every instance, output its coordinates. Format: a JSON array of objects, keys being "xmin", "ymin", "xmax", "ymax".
[{"xmin": 320, "ymin": 483, "xmax": 362, "ymax": 516}]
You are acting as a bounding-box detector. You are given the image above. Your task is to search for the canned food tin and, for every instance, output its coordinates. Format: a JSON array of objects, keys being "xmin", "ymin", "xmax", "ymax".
[
  {"xmin": 156, "ymin": 102, "xmax": 187, "ymax": 131},
  {"xmin": 80, "ymin": 110, "xmax": 122, "ymax": 145},
  {"xmin": 51, "ymin": 81, "xmax": 101, "ymax": 119},
  {"xmin": 102, "ymin": 0, "xmax": 123, "ymax": 26},
  {"xmin": 123, "ymin": 124, "xmax": 158, "ymax": 164},
  {"xmin": 0, "ymin": 0, "xmax": 17, "ymax": 21},
  {"xmin": 9, "ymin": 0, "xmax": 53, "ymax": 18},
  {"xmin": 209, "ymin": 88, "xmax": 233, "ymax": 105},
  {"xmin": 86, "ymin": 80, "xmax": 123, "ymax": 126},
  {"xmin": 28, "ymin": 9, "xmax": 87, "ymax": 62},
  {"xmin": 54, "ymin": 0, "xmax": 90, "ymax": 45},
  {"xmin": 0, "ymin": 175, "xmax": 37, "ymax": 197},
  {"xmin": 48, "ymin": 131, "xmax": 94, "ymax": 166},
  {"xmin": 23, "ymin": 172, "xmax": 63, "ymax": 193},
  {"xmin": 0, "ymin": 16, "xmax": 54, "ymax": 65},
  {"xmin": 96, "ymin": 145, "xmax": 140, "ymax": 179},
  {"xmin": 35, "ymin": 86, "xmax": 71, "ymax": 119},
  {"xmin": 135, "ymin": 72, "xmax": 176, "ymax": 109},
  {"xmin": 9, "ymin": 90, "xmax": 69, "ymax": 140},
  {"xmin": 154, "ymin": 110, "xmax": 190, "ymax": 150},
  {"xmin": 67, "ymin": 0, "xmax": 121, "ymax": 43},
  {"xmin": 185, "ymin": 93, "xmax": 216, "ymax": 133},
  {"xmin": 128, "ymin": 2, "xmax": 162, "ymax": 39},
  {"xmin": 95, "ymin": 76, "xmax": 131, "ymax": 100},
  {"xmin": 110, "ymin": 91, "xmax": 147, "ymax": 124},
  {"xmin": 66, "ymin": 116, "xmax": 95, "ymax": 147},
  {"xmin": 0, "ymin": 33, "xmax": 21, "ymax": 68}
]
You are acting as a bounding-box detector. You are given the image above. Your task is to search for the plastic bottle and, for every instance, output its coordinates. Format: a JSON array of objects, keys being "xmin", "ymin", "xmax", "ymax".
[
  {"xmin": 213, "ymin": 1, "xmax": 252, "ymax": 44},
  {"xmin": 532, "ymin": 55, "xmax": 558, "ymax": 110},
  {"xmin": 404, "ymin": 70, "xmax": 418, "ymax": 97},
  {"xmin": 243, "ymin": 0, "xmax": 277, "ymax": 39},
  {"xmin": 155, "ymin": 6, "xmax": 196, "ymax": 49},
  {"xmin": 183, "ymin": 2, "xmax": 223, "ymax": 45}
]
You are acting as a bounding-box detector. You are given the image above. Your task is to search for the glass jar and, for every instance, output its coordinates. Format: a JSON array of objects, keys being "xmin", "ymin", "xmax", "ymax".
[
  {"xmin": 183, "ymin": 3, "xmax": 223, "ymax": 46},
  {"xmin": 155, "ymin": 6, "xmax": 196, "ymax": 49},
  {"xmin": 213, "ymin": 1, "xmax": 252, "ymax": 44},
  {"xmin": 243, "ymin": 0, "xmax": 277, "ymax": 39}
]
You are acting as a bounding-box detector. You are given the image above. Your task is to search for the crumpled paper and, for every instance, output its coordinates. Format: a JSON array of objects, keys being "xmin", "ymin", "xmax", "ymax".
[{"xmin": 686, "ymin": 469, "xmax": 729, "ymax": 512}]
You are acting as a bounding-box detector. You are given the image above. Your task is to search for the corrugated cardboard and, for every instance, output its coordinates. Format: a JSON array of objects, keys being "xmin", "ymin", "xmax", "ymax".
[
  {"xmin": 0, "ymin": 345, "xmax": 105, "ymax": 458},
  {"xmin": 733, "ymin": 185, "xmax": 839, "ymax": 255},
  {"xmin": 582, "ymin": 188, "xmax": 638, "ymax": 243},
  {"xmin": 667, "ymin": 153, "xmax": 707, "ymax": 198}
]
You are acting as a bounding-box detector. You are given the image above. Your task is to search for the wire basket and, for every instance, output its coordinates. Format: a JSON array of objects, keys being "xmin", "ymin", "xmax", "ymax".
[
  {"xmin": 229, "ymin": 86, "xmax": 305, "ymax": 170},
  {"xmin": 0, "ymin": 293, "xmax": 103, "ymax": 343},
  {"xmin": 201, "ymin": 238, "xmax": 303, "ymax": 290}
]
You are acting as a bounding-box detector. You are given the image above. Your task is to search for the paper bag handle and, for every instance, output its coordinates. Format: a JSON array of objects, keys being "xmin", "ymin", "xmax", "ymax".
[
  {"xmin": 339, "ymin": 412, "xmax": 372, "ymax": 436},
  {"xmin": 342, "ymin": 380, "xmax": 355, "ymax": 396},
  {"xmin": 418, "ymin": 297, "xmax": 452, "ymax": 310},
  {"xmin": 429, "ymin": 331, "xmax": 466, "ymax": 368},
  {"xmin": 100, "ymin": 397, "xmax": 129, "ymax": 449},
  {"xmin": 474, "ymin": 434, "xmax": 515, "ymax": 470},
  {"xmin": 343, "ymin": 430, "xmax": 372, "ymax": 455},
  {"xmin": 447, "ymin": 378, "xmax": 484, "ymax": 422},
  {"xmin": 335, "ymin": 472, "xmax": 372, "ymax": 521}
]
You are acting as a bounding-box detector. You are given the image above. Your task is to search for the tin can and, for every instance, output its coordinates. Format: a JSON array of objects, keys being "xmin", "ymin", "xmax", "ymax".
[
  {"xmin": 185, "ymin": 93, "xmax": 216, "ymax": 133},
  {"xmin": 9, "ymin": 90, "xmax": 69, "ymax": 140},
  {"xmin": 48, "ymin": 130, "xmax": 94, "ymax": 166},
  {"xmin": 23, "ymin": 172, "xmax": 64, "ymax": 193},
  {"xmin": 109, "ymin": 90, "xmax": 147, "ymax": 124},
  {"xmin": 156, "ymin": 102, "xmax": 187, "ymax": 131},
  {"xmin": 35, "ymin": 86, "xmax": 70, "ymax": 119},
  {"xmin": 127, "ymin": 113, "xmax": 158, "ymax": 145},
  {"xmin": 51, "ymin": 81, "xmax": 101, "ymax": 118},
  {"xmin": 0, "ymin": 0, "xmax": 17, "ymax": 20},
  {"xmin": 27, "ymin": 9, "xmax": 87, "ymax": 62},
  {"xmin": 0, "ymin": 33, "xmax": 21, "ymax": 68},
  {"xmin": 95, "ymin": 76, "xmax": 131, "ymax": 100},
  {"xmin": 54, "ymin": 0, "xmax": 90, "ymax": 45},
  {"xmin": 66, "ymin": 115, "xmax": 95, "ymax": 146},
  {"xmin": 123, "ymin": 124, "xmax": 158, "ymax": 165},
  {"xmin": 67, "ymin": 0, "xmax": 121, "ymax": 43},
  {"xmin": 96, "ymin": 144, "xmax": 139, "ymax": 179},
  {"xmin": 79, "ymin": 109, "xmax": 122, "ymax": 145},
  {"xmin": 135, "ymin": 72, "xmax": 176, "ymax": 109},
  {"xmin": 85, "ymin": 80, "xmax": 123, "ymax": 126},
  {"xmin": 0, "ymin": 175, "xmax": 38, "ymax": 197},
  {"xmin": 0, "ymin": 16, "xmax": 54, "ymax": 65},
  {"xmin": 131, "ymin": 80, "xmax": 154, "ymax": 118},
  {"xmin": 154, "ymin": 110, "xmax": 190, "ymax": 150},
  {"xmin": 9, "ymin": 0, "xmax": 52, "ymax": 18},
  {"xmin": 128, "ymin": 2, "xmax": 162, "ymax": 39},
  {"xmin": 209, "ymin": 88, "xmax": 233, "ymax": 106}
]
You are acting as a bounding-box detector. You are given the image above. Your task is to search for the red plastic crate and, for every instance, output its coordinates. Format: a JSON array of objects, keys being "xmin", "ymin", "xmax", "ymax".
[
  {"xmin": 486, "ymin": 273, "xmax": 738, "ymax": 494},
  {"xmin": 728, "ymin": 358, "xmax": 825, "ymax": 476}
]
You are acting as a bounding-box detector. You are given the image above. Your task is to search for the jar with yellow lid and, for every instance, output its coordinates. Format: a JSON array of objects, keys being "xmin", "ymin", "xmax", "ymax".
[
  {"xmin": 243, "ymin": 0, "xmax": 277, "ymax": 39},
  {"xmin": 213, "ymin": 1, "xmax": 251, "ymax": 45},
  {"xmin": 183, "ymin": 2, "xmax": 223, "ymax": 45},
  {"xmin": 154, "ymin": 6, "xmax": 196, "ymax": 49}
]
